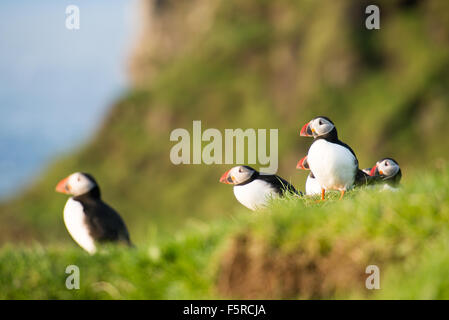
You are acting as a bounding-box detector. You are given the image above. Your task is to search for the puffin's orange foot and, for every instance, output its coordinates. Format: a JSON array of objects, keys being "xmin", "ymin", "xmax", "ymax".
[
  {"xmin": 339, "ymin": 190, "xmax": 346, "ymax": 200},
  {"xmin": 315, "ymin": 188, "xmax": 326, "ymax": 203}
]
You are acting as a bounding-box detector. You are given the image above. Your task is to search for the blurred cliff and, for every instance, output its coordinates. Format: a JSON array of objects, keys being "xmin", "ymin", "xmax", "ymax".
[{"xmin": 1, "ymin": 0, "xmax": 448, "ymax": 244}]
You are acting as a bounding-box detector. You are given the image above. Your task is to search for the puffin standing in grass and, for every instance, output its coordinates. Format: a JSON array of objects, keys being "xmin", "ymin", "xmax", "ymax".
[
  {"xmin": 220, "ymin": 165, "xmax": 301, "ymax": 211},
  {"xmin": 297, "ymin": 154, "xmax": 374, "ymax": 195},
  {"xmin": 55, "ymin": 172, "xmax": 132, "ymax": 254},
  {"xmin": 369, "ymin": 158, "xmax": 402, "ymax": 190},
  {"xmin": 300, "ymin": 116, "xmax": 365, "ymax": 200}
]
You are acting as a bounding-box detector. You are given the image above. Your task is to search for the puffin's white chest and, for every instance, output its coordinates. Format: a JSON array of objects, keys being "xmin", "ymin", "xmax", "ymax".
[
  {"xmin": 307, "ymin": 139, "xmax": 356, "ymax": 191},
  {"xmin": 305, "ymin": 174, "xmax": 322, "ymax": 195},
  {"xmin": 233, "ymin": 179, "xmax": 278, "ymax": 211},
  {"xmin": 63, "ymin": 198, "xmax": 96, "ymax": 254}
]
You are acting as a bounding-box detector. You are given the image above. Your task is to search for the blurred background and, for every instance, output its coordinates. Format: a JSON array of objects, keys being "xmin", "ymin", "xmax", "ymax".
[
  {"xmin": 0, "ymin": 0, "xmax": 448, "ymax": 245},
  {"xmin": 0, "ymin": 0, "xmax": 137, "ymax": 199}
]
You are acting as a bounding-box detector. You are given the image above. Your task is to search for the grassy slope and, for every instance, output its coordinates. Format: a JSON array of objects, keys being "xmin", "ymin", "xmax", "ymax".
[{"xmin": 1, "ymin": 167, "xmax": 448, "ymax": 299}]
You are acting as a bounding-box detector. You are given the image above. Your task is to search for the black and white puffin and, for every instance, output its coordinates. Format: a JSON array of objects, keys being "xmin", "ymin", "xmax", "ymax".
[
  {"xmin": 219, "ymin": 165, "xmax": 300, "ymax": 210},
  {"xmin": 369, "ymin": 158, "xmax": 402, "ymax": 190},
  {"xmin": 297, "ymin": 154, "xmax": 376, "ymax": 195},
  {"xmin": 55, "ymin": 172, "xmax": 132, "ymax": 254},
  {"xmin": 300, "ymin": 116, "xmax": 363, "ymax": 200},
  {"xmin": 296, "ymin": 155, "xmax": 321, "ymax": 195}
]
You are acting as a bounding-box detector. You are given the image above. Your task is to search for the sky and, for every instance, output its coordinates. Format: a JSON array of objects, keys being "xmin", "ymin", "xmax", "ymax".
[{"xmin": 0, "ymin": 0, "xmax": 139, "ymax": 199}]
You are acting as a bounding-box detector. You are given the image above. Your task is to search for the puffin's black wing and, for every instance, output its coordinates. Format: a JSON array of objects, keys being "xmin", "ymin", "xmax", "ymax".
[
  {"xmin": 80, "ymin": 198, "xmax": 132, "ymax": 246},
  {"xmin": 257, "ymin": 174, "xmax": 302, "ymax": 196}
]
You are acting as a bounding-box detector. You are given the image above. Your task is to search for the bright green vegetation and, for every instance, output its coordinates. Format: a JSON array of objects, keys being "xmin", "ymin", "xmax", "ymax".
[{"xmin": 1, "ymin": 167, "xmax": 448, "ymax": 299}]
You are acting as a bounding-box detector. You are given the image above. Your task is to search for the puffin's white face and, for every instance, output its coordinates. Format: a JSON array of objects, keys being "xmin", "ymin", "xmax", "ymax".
[
  {"xmin": 376, "ymin": 159, "xmax": 400, "ymax": 177},
  {"xmin": 56, "ymin": 172, "xmax": 96, "ymax": 196},
  {"xmin": 300, "ymin": 117, "xmax": 335, "ymax": 138},
  {"xmin": 220, "ymin": 166, "xmax": 256, "ymax": 185},
  {"xmin": 309, "ymin": 117, "xmax": 334, "ymax": 137}
]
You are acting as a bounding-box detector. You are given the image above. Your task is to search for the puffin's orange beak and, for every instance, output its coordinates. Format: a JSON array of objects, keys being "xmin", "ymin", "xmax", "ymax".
[
  {"xmin": 300, "ymin": 122, "xmax": 312, "ymax": 137},
  {"xmin": 369, "ymin": 165, "xmax": 378, "ymax": 177},
  {"xmin": 55, "ymin": 177, "xmax": 70, "ymax": 194},
  {"xmin": 296, "ymin": 156, "xmax": 309, "ymax": 170},
  {"xmin": 219, "ymin": 170, "xmax": 233, "ymax": 184}
]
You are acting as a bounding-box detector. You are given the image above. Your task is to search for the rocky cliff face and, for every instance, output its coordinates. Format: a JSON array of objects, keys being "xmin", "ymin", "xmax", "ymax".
[{"xmin": 130, "ymin": 0, "xmax": 219, "ymax": 84}]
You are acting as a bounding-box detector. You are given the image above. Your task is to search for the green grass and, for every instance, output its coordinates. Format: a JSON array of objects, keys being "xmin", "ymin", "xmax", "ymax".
[
  {"xmin": 0, "ymin": 222, "xmax": 231, "ymax": 299},
  {"xmin": 1, "ymin": 167, "xmax": 448, "ymax": 299}
]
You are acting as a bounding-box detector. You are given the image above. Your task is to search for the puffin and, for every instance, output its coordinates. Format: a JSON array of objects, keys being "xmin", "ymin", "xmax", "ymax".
[
  {"xmin": 220, "ymin": 165, "xmax": 301, "ymax": 210},
  {"xmin": 55, "ymin": 172, "xmax": 132, "ymax": 254},
  {"xmin": 296, "ymin": 155, "xmax": 321, "ymax": 195},
  {"xmin": 369, "ymin": 158, "xmax": 402, "ymax": 190},
  {"xmin": 300, "ymin": 116, "xmax": 363, "ymax": 200},
  {"xmin": 297, "ymin": 154, "xmax": 377, "ymax": 195}
]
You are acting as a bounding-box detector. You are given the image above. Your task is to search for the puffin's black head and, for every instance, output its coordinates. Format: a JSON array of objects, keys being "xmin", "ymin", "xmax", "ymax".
[
  {"xmin": 370, "ymin": 158, "xmax": 402, "ymax": 184},
  {"xmin": 55, "ymin": 172, "xmax": 100, "ymax": 198},
  {"xmin": 219, "ymin": 166, "xmax": 258, "ymax": 185},
  {"xmin": 300, "ymin": 116, "xmax": 337, "ymax": 140}
]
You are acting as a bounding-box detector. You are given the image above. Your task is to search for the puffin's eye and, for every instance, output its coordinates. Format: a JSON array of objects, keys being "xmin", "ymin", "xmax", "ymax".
[
  {"xmin": 239, "ymin": 168, "xmax": 243, "ymax": 173},
  {"xmin": 385, "ymin": 161, "xmax": 389, "ymax": 166},
  {"xmin": 319, "ymin": 120, "xmax": 323, "ymax": 125}
]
